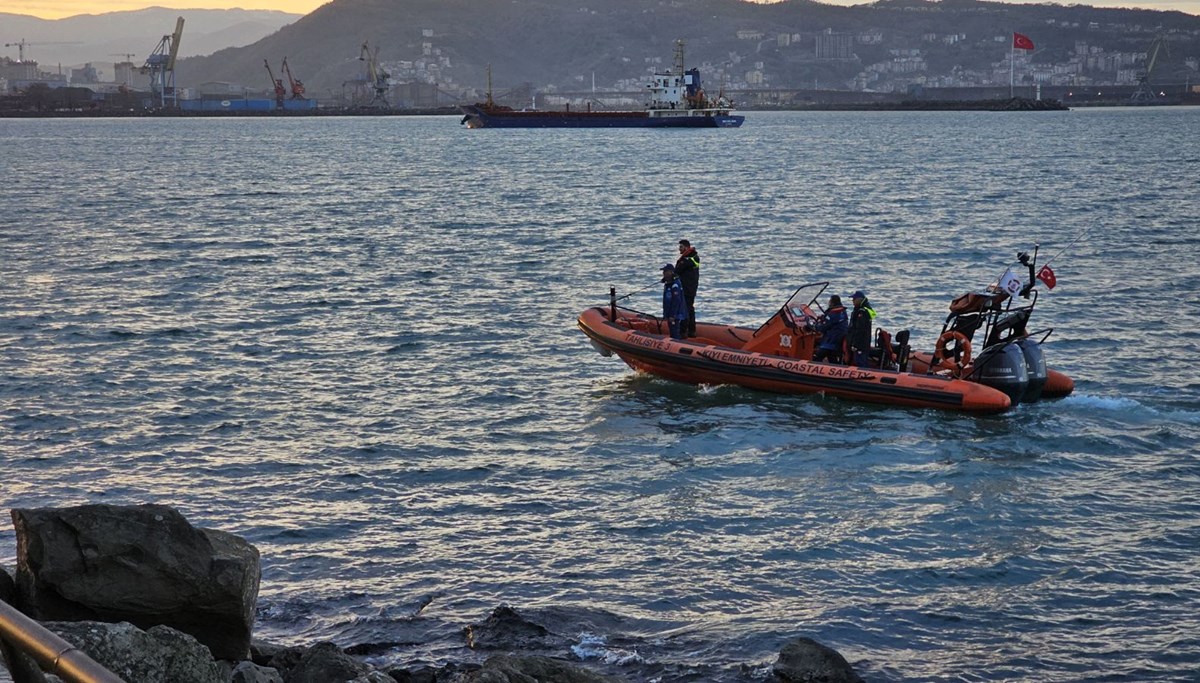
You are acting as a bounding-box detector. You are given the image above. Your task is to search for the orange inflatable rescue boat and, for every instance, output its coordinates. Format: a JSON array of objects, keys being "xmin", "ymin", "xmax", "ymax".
[{"xmin": 578, "ymin": 252, "xmax": 1074, "ymax": 414}]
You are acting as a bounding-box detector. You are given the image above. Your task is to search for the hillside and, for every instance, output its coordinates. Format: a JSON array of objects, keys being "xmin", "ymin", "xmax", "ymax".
[
  {"xmin": 170, "ymin": 0, "xmax": 1200, "ymax": 101},
  {"xmin": 1, "ymin": 7, "xmax": 302, "ymax": 68}
]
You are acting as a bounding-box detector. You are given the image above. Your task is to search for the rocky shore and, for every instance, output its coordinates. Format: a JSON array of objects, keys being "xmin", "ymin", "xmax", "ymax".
[{"xmin": 1, "ymin": 505, "xmax": 864, "ymax": 683}]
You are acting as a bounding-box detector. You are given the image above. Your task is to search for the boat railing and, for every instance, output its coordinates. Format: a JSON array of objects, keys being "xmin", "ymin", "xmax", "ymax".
[{"xmin": 0, "ymin": 600, "xmax": 124, "ymax": 683}]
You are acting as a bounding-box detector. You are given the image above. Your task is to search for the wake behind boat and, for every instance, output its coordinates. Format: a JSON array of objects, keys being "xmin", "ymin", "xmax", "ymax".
[
  {"xmin": 460, "ymin": 41, "xmax": 744, "ymax": 129},
  {"xmin": 578, "ymin": 248, "xmax": 1074, "ymax": 413}
]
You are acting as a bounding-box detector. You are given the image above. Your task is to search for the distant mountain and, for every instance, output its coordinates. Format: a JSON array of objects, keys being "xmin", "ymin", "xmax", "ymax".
[
  {"xmin": 0, "ymin": 7, "xmax": 301, "ymax": 68},
  {"xmin": 171, "ymin": 0, "xmax": 1199, "ymax": 101}
]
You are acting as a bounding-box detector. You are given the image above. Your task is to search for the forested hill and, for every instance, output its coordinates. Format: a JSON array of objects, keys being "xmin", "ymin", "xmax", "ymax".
[{"xmin": 174, "ymin": 0, "xmax": 1200, "ymax": 98}]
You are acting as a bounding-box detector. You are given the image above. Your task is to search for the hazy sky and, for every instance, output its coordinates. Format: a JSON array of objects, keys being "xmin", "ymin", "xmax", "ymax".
[{"xmin": 8, "ymin": 0, "xmax": 1198, "ymax": 20}]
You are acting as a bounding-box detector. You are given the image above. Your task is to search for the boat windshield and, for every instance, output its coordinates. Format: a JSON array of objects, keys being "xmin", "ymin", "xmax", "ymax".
[
  {"xmin": 783, "ymin": 282, "xmax": 829, "ymax": 320},
  {"xmin": 750, "ymin": 281, "xmax": 831, "ymax": 338}
]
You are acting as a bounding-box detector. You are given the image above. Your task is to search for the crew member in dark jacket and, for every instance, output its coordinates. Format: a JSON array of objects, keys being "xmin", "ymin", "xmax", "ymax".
[
  {"xmin": 812, "ymin": 295, "xmax": 848, "ymax": 363},
  {"xmin": 848, "ymin": 290, "xmax": 876, "ymax": 368},
  {"xmin": 661, "ymin": 264, "xmax": 689, "ymax": 340},
  {"xmin": 674, "ymin": 239, "xmax": 700, "ymax": 337}
]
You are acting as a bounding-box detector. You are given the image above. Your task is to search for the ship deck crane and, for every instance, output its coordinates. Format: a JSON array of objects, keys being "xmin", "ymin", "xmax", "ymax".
[
  {"xmin": 264, "ymin": 59, "xmax": 286, "ymax": 107},
  {"xmin": 140, "ymin": 17, "xmax": 184, "ymax": 109},
  {"xmin": 281, "ymin": 57, "xmax": 305, "ymax": 99}
]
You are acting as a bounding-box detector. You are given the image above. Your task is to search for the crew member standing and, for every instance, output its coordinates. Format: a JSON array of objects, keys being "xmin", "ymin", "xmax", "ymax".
[
  {"xmin": 674, "ymin": 239, "xmax": 700, "ymax": 338},
  {"xmin": 661, "ymin": 264, "xmax": 689, "ymax": 340},
  {"xmin": 848, "ymin": 290, "xmax": 877, "ymax": 368}
]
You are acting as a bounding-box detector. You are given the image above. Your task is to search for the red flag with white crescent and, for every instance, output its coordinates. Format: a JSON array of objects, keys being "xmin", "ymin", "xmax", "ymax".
[
  {"xmin": 1013, "ymin": 32, "xmax": 1035, "ymax": 50},
  {"xmin": 1037, "ymin": 264, "xmax": 1057, "ymax": 289}
]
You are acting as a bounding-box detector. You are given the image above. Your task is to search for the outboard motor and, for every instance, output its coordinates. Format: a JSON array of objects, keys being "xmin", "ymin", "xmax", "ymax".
[
  {"xmin": 1015, "ymin": 337, "xmax": 1048, "ymax": 403},
  {"xmin": 971, "ymin": 342, "xmax": 1029, "ymax": 407}
]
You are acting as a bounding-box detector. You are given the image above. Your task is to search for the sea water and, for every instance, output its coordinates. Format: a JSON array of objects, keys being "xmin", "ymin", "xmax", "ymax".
[{"xmin": 1, "ymin": 109, "xmax": 1198, "ymax": 681}]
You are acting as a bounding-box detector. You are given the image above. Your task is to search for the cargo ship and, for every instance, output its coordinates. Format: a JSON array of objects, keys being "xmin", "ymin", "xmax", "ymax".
[{"xmin": 459, "ymin": 41, "xmax": 744, "ymax": 129}]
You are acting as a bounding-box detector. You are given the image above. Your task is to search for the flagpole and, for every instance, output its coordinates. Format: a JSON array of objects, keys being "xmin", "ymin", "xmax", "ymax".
[{"xmin": 1010, "ymin": 34, "xmax": 1015, "ymax": 98}]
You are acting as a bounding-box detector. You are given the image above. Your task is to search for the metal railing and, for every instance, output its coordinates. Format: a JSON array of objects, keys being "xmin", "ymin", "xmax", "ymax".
[{"xmin": 0, "ymin": 600, "xmax": 124, "ymax": 683}]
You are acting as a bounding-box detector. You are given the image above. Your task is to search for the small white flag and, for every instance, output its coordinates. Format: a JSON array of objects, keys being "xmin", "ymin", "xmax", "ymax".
[{"xmin": 996, "ymin": 268, "xmax": 1024, "ymax": 297}]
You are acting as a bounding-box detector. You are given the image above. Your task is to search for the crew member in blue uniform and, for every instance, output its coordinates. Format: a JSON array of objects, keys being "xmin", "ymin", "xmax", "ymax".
[
  {"xmin": 661, "ymin": 264, "xmax": 689, "ymax": 340},
  {"xmin": 812, "ymin": 295, "xmax": 849, "ymax": 364},
  {"xmin": 848, "ymin": 290, "xmax": 877, "ymax": 368},
  {"xmin": 674, "ymin": 239, "xmax": 701, "ymax": 338}
]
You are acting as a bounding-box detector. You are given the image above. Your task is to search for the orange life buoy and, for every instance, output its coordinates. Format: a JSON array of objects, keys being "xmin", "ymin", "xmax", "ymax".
[{"xmin": 934, "ymin": 331, "xmax": 972, "ymax": 369}]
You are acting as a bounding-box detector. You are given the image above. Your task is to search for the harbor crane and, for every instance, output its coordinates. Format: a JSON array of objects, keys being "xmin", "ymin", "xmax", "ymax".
[
  {"xmin": 264, "ymin": 59, "xmax": 286, "ymax": 108},
  {"xmin": 4, "ymin": 39, "xmax": 81, "ymax": 63},
  {"xmin": 1130, "ymin": 35, "xmax": 1168, "ymax": 103},
  {"xmin": 281, "ymin": 57, "xmax": 306, "ymax": 99},
  {"xmin": 140, "ymin": 17, "xmax": 185, "ymax": 108},
  {"xmin": 358, "ymin": 40, "xmax": 391, "ymax": 107}
]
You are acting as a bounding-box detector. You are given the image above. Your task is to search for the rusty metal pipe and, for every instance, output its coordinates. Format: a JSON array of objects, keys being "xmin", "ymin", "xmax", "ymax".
[{"xmin": 0, "ymin": 601, "xmax": 124, "ymax": 683}]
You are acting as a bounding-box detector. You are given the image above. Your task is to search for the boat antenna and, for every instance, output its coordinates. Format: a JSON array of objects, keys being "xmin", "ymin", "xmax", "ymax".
[{"xmin": 1039, "ymin": 225, "xmax": 1093, "ymax": 270}]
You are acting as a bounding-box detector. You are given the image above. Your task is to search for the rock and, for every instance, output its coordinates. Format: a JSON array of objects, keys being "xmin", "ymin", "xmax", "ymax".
[
  {"xmin": 465, "ymin": 655, "xmax": 619, "ymax": 683},
  {"xmin": 0, "ymin": 565, "xmax": 13, "ymax": 603},
  {"xmin": 284, "ymin": 641, "xmax": 372, "ymax": 683},
  {"xmin": 464, "ymin": 605, "xmax": 567, "ymax": 651},
  {"xmin": 265, "ymin": 644, "xmax": 307, "ymax": 678},
  {"xmin": 772, "ymin": 637, "xmax": 863, "ymax": 683},
  {"xmin": 390, "ymin": 663, "xmax": 480, "ymax": 683},
  {"xmin": 231, "ymin": 660, "xmax": 285, "ymax": 683},
  {"xmin": 44, "ymin": 621, "xmax": 225, "ymax": 683},
  {"xmin": 251, "ymin": 638, "xmax": 290, "ymax": 667},
  {"xmin": 11, "ymin": 504, "xmax": 260, "ymax": 660},
  {"xmin": 386, "ymin": 665, "xmax": 439, "ymax": 683}
]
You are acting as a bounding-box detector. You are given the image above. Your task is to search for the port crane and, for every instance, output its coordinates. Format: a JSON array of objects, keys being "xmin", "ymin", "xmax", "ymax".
[
  {"xmin": 140, "ymin": 17, "xmax": 185, "ymax": 108},
  {"xmin": 1130, "ymin": 35, "xmax": 1168, "ymax": 103},
  {"xmin": 358, "ymin": 40, "xmax": 391, "ymax": 107},
  {"xmin": 281, "ymin": 57, "xmax": 305, "ymax": 99},
  {"xmin": 264, "ymin": 59, "xmax": 286, "ymax": 108},
  {"xmin": 4, "ymin": 39, "xmax": 81, "ymax": 63}
]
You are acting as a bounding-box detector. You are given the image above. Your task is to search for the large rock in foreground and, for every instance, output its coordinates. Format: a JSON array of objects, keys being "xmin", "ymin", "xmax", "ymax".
[
  {"xmin": 11, "ymin": 504, "xmax": 260, "ymax": 660},
  {"xmin": 773, "ymin": 637, "xmax": 863, "ymax": 683}
]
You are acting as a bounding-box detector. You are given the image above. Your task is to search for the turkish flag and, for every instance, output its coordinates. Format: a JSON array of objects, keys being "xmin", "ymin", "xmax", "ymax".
[
  {"xmin": 1013, "ymin": 32, "xmax": 1035, "ymax": 50},
  {"xmin": 1037, "ymin": 264, "xmax": 1057, "ymax": 290}
]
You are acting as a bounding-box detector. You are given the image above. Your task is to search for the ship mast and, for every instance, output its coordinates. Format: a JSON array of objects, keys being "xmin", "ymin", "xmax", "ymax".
[{"xmin": 485, "ymin": 64, "xmax": 494, "ymax": 108}]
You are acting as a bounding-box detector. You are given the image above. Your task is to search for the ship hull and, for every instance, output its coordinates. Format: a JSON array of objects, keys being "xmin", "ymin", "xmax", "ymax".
[{"xmin": 460, "ymin": 105, "xmax": 744, "ymax": 129}]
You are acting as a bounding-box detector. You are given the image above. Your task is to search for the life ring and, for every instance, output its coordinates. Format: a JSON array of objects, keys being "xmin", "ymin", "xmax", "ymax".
[{"xmin": 934, "ymin": 331, "xmax": 972, "ymax": 368}]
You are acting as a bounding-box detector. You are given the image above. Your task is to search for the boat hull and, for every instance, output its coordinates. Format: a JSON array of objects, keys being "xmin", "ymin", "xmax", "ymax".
[
  {"xmin": 460, "ymin": 105, "xmax": 744, "ymax": 129},
  {"xmin": 908, "ymin": 351, "xmax": 1075, "ymax": 399},
  {"xmin": 578, "ymin": 307, "xmax": 1012, "ymax": 413}
]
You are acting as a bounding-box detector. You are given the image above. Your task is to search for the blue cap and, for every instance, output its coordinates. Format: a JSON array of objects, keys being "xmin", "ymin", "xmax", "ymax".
[
  {"xmin": 661, "ymin": 263, "xmax": 675, "ymax": 271},
  {"xmin": 852, "ymin": 290, "xmax": 866, "ymax": 300}
]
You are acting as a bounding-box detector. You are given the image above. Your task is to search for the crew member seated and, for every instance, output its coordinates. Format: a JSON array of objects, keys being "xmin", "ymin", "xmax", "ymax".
[{"xmin": 811, "ymin": 295, "xmax": 848, "ymax": 364}]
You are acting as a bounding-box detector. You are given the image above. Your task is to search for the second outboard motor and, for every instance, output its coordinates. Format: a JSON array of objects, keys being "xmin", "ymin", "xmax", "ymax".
[
  {"xmin": 1015, "ymin": 337, "xmax": 1048, "ymax": 403},
  {"xmin": 971, "ymin": 342, "xmax": 1029, "ymax": 407}
]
